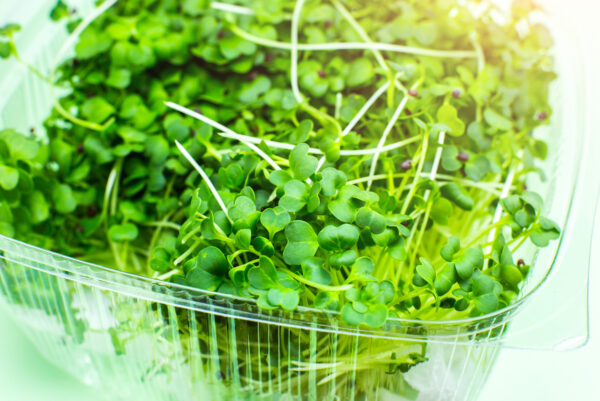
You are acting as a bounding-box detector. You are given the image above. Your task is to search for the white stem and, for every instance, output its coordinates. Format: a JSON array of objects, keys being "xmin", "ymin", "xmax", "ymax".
[
  {"xmin": 229, "ymin": 26, "xmax": 477, "ymax": 58},
  {"xmin": 429, "ymin": 131, "xmax": 446, "ymax": 181},
  {"xmin": 217, "ymin": 131, "xmax": 420, "ymax": 156},
  {"xmin": 334, "ymin": 92, "xmax": 342, "ymax": 120},
  {"xmin": 210, "ymin": 2, "xmax": 254, "ymax": 15},
  {"xmin": 315, "ymin": 81, "xmax": 390, "ymax": 172},
  {"xmin": 332, "ymin": 0, "xmax": 389, "ymax": 72},
  {"xmin": 366, "ymin": 94, "xmax": 410, "ymax": 190},
  {"xmin": 165, "ymin": 102, "xmax": 280, "ymax": 170},
  {"xmin": 348, "ymin": 172, "xmax": 507, "ymax": 188},
  {"xmin": 175, "ymin": 140, "xmax": 232, "ymax": 223},
  {"xmin": 424, "ymin": 131, "xmax": 446, "ymax": 201},
  {"xmin": 290, "ymin": 0, "xmax": 306, "ymax": 103},
  {"xmin": 487, "ymin": 152, "xmax": 522, "ymax": 243}
]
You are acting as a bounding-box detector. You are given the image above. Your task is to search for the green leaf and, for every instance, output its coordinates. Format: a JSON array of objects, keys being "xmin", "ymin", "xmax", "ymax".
[
  {"xmin": 185, "ymin": 246, "xmax": 230, "ymax": 290},
  {"xmin": 349, "ymin": 257, "xmax": 376, "ymax": 282},
  {"xmin": 235, "ymin": 229, "xmax": 252, "ymax": 249},
  {"xmin": 415, "ymin": 258, "xmax": 436, "ymax": 287},
  {"xmin": 0, "ymin": 41, "xmax": 11, "ymax": 59},
  {"xmin": 0, "ymin": 23, "xmax": 20, "ymax": 37},
  {"xmin": 364, "ymin": 304, "xmax": 387, "ymax": 327},
  {"xmin": 229, "ymin": 196, "xmax": 257, "ymax": 221},
  {"xmin": 437, "ymin": 104, "xmax": 465, "ymax": 136},
  {"xmin": 268, "ymin": 170, "xmax": 292, "ymax": 187},
  {"xmin": 317, "ymin": 224, "xmax": 360, "ymax": 251},
  {"xmin": 329, "ymin": 250, "xmax": 357, "ymax": 268},
  {"xmin": 145, "ymin": 135, "xmax": 169, "ymax": 165},
  {"xmin": 248, "ymin": 256, "xmax": 278, "ymax": 290},
  {"xmin": 75, "ymin": 28, "xmax": 112, "ymax": 60},
  {"xmin": 106, "ymin": 68, "xmax": 132, "ymax": 89},
  {"xmin": 108, "ymin": 223, "xmax": 139, "ymax": 242},
  {"xmin": 435, "ymin": 264, "xmax": 457, "ymax": 296},
  {"xmin": 440, "ymin": 183, "xmax": 474, "ymax": 211},
  {"xmin": 260, "ymin": 206, "xmax": 291, "ymax": 238},
  {"xmin": 52, "ymin": 184, "xmax": 77, "ymax": 214},
  {"xmin": 355, "ymin": 207, "xmax": 386, "ymax": 234},
  {"xmin": 81, "ymin": 97, "xmax": 116, "ymax": 124},
  {"xmin": 346, "ymin": 59, "xmax": 374, "ymax": 88},
  {"xmin": 301, "ymin": 257, "xmax": 332, "ymax": 285},
  {"xmin": 238, "ymin": 76, "xmax": 270, "ymax": 104},
  {"xmin": 341, "ymin": 303, "xmax": 364, "ymax": 326},
  {"xmin": 279, "ymin": 179, "xmax": 309, "ymax": 212},
  {"xmin": 441, "ymin": 146, "xmax": 461, "ymax": 171},
  {"xmin": 0, "ymin": 165, "xmax": 19, "ymax": 190},
  {"xmin": 182, "ymin": 0, "xmax": 209, "ymax": 16},
  {"xmin": 289, "ymin": 144, "xmax": 318, "ymax": 181},
  {"xmin": 290, "ymin": 120, "xmax": 313, "ymax": 144},
  {"xmin": 283, "ymin": 220, "xmax": 319, "ymax": 265},
  {"xmin": 27, "ymin": 191, "xmax": 50, "ymax": 224},
  {"xmin": 431, "ymin": 197, "xmax": 453, "ymax": 226},
  {"xmin": 320, "ymin": 167, "xmax": 347, "ymax": 196},
  {"xmin": 219, "ymin": 35, "xmax": 257, "ymax": 60},
  {"xmin": 464, "ymin": 155, "xmax": 490, "ymax": 182},
  {"xmin": 281, "ymin": 290, "xmax": 300, "ymax": 311},
  {"xmin": 484, "ymin": 108, "xmax": 513, "ymax": 131},
  {"xmin": 441, "ymin": 236, "xmax": 460, "ymax": 262}
]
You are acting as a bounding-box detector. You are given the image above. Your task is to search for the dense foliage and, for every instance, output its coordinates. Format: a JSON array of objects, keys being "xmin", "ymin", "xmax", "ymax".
[{"xmin": 0, "ymin": 0, "xmax": 559, "ymax": 329}]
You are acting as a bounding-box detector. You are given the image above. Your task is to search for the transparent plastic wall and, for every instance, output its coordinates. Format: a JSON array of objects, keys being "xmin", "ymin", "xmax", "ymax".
[{"xmin": 0, "ymin": 1, "xmax": 598, "ymax": 401}]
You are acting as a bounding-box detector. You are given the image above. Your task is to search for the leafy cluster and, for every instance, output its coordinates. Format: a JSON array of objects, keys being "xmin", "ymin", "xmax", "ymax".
[{"xmin": 0, "ymin": 0, "xmax": 560, "ymax": 333}]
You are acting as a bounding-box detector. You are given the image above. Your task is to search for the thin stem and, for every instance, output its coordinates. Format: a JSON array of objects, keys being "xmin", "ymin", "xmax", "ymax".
[
  {"xmin": 175, "ymin": 140, "xmax": 232, "ymax": 223},
  {"xmin": 217, "ymin": 130, "xmax": 421, "ymax": 156},
  {"xmin": 332, "ymin": 0, "xmax": 389, "ymax": 73},
  {"xmin": 210, "ymin": 2, "xmax": 254, "ymax": 15},
  {"xmin": 166, "ymin": 102, "xmax": 281, "ymax": 170},
  {"xmin": 487, "ymin": 152, "xmax": 521, "ymax": 244},
  {"xmin": 290, "ymin": 0, "xmax": 306, "ymax": 103},
  {"xmin": 400, "ymin": 134, "xmax": 429, "ymax": 214},
  {"xmin": 316, "ymin": 81, "xmax": 390, "ymax": 172},
  {"xmin": 280, "ymin": 268, "xmax": 354, "ymax": 292},
  {"xmin": 138, "ymin": 221, "xmax": 182, "ymax": 231},
  {"xmin": 229, "ymin": 25, "xmax": 478, "ymax": 58},
  {"xmin": 367, "ymin": 88, "xmax": 408, "ymax": 190}
]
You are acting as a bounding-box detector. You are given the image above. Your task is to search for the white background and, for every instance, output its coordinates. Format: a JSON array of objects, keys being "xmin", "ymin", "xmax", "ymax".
[{"xmin": 1, "ymin": 0, "xmax": 599, "ymax": 400}]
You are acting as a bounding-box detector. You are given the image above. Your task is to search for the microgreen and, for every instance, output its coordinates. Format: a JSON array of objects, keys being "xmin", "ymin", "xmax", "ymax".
[{"xmin": 1, "ymin": 0, "xmax": 561, "ymax": 393}]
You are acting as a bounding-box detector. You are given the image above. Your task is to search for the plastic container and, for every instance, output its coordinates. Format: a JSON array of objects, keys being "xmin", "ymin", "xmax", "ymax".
[{"xmin": 0, "ymin": 1, "xmax": 597, "ymax": 400}]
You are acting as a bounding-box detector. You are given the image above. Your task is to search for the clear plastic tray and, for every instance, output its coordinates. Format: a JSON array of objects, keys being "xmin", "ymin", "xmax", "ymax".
[{"xmin": 0, "ymin": 1, "xmax": 597, "ymax": 400}]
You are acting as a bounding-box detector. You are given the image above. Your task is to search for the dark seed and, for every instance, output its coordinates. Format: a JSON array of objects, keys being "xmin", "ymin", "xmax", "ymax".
[
  {"xmin": 75, "ymin": 224, "xmax": 84, "ymax": 234},
  {"xmin": 248, "ymin": 71, "xmax": 258, "ymax": 81},
  {"xmin": 537, "ymin": 111, "xmax": 548, "ymax": 121},
  {"xmin": 217, "ymin": 30, "xmax": 225, "ymax": 40},
  {"xmin": 87, "ymin": 205, "xmax": 98, "ymax": 217},
  {"xmin": 86, "ymin": 92, "xmax": 94, "ymax": 98},
  {"xmin": 457, "ymin": 152, "xmax": 469, "ymax": 162},
  {"xmin": 517, "ymin": 259, "xmax": 525, "ymax": 267},
  {"xmin": 70, "ymin": 8, "xmax": 77, "ymax": 15},
  {"xmin": 77, "ymin": 143, "xmax": 84, "ymax": 153},
  {"xmin": 401, "ymin": 159, "xmax": 412, "ymax": 171},
  {"xmin": 318, "ymin": 70, "xmax": 326, "ymax": 78},
  {"xmin": 408, "ymin": 89, "xmax": 418, "ymax": 97},
  {"xmin": 266, "ymin": 53, "xmax": 274, "ymax": 63},
  {"xmin": 190, "ymin": 130, "xmax": 196, "ymax": 138},
  {"xmin": 405, "ymin": 109, "xmax": 412, "ymax": 116},
  {"xmin": 452, "ymin": 89, "xmax": 461, "ymax": 98},
  {"xmin": 30, "ymin": 127, "xmax": 35, "ymax": 134},
  {"xmin": 324, "ymin": 19, "xmax": 333, "ymax": 28}
]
